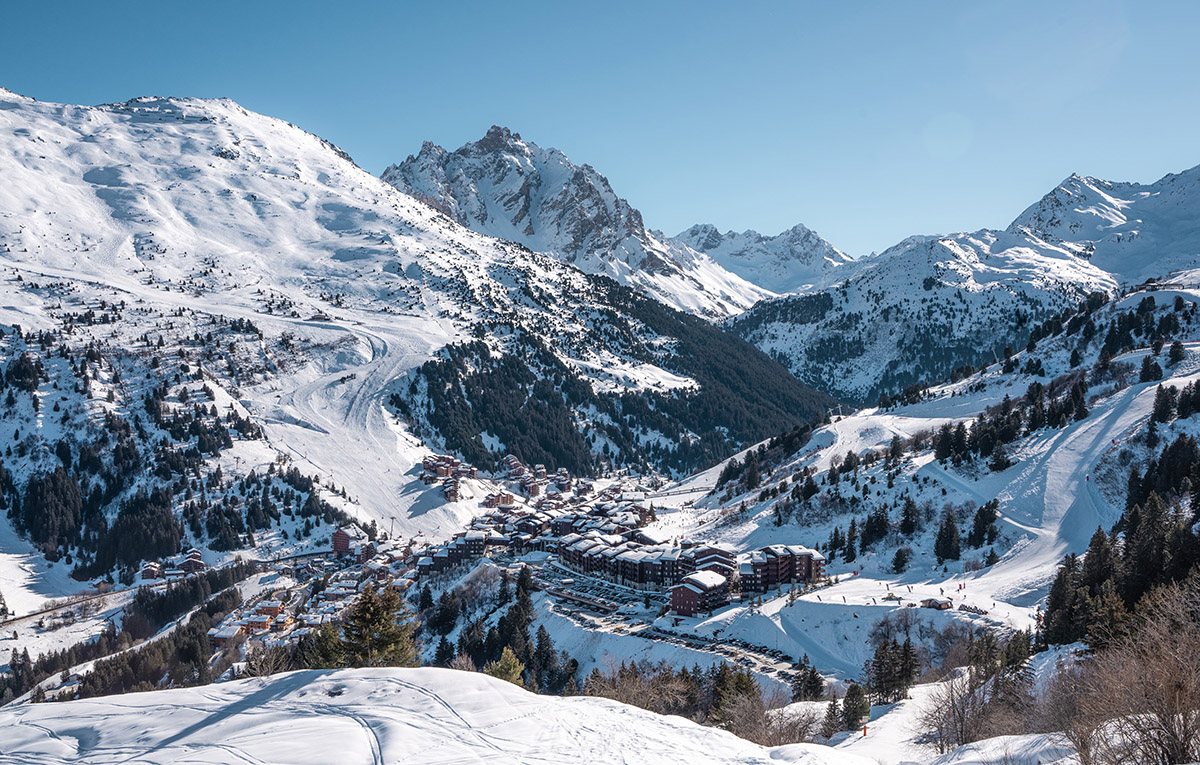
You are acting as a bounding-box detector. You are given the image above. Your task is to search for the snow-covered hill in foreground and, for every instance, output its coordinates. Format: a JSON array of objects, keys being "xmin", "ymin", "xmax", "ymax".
[
  {"xmin": 730, "ymin": 165, "xmax": 1200, "ymax": 403},
  {"xmin": 674, "ymin": 222, "xmax": 854, "ymax": 294},
  {"xmin": 382, "ymin": 127, "xmax": 773, "ymax": 317},
  {"xmin": 0, "ymin": 667, "xmax": 870, "ymax": 765}
]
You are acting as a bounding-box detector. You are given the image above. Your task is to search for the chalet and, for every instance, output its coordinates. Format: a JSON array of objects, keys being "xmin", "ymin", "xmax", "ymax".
[
  {"xmin": 207, "ymin": 623, "xmax": 244, "ymax": 648},
  {"xmin": 333, "ymin": 526, "xmax": 376, "ymax": 562},
  {"xmin": 333, "ymin": 525, "xmax": 367, "ymax": 554},
  {"xmin": 257, "ymin": 600, "xmax": 283, "ymax": 617},
  {"xmin": 141, "ymin": 561, "xmax": 162, "ymax": 580},
  {"xmin": 920, "ymin": 597, "xmax": 953, "ymax": 610},
  {"xmin": 504, "ymin": 454, "xmax": 527, "ymax": 477},
  {"xmin": 551, "ymin": 515, "xmax": 580, "ymax": 536},
  {"xmin": 520, "ymin": 476, "xmax": 542, "ymax": 497},
  {"xmin": 671, "ymin": 570, "xmax": 730, "ymax": 616},
  {"xmin": 463, "ymin": 530, "xmax": 490, "ymax": 556},
  {"xmin": 181, "ymin": 557, "xmax": 206, "ymax": 574},
  {"xmin": 484, "ymin": 491, "xmax": 515, "ymax": 509},
  {"xmin": 270, "ymin": 614, "xmax": 295, "ymax": 632},
  {"xmin": 245, "ymin": 613, "xmax": 274, "ymax": 631}
]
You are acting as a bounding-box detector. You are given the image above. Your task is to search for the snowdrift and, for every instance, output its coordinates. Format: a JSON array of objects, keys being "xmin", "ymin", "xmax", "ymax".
[{"xmin": 0, "ymin": 667, "xmax": 875, "ymax": 764}]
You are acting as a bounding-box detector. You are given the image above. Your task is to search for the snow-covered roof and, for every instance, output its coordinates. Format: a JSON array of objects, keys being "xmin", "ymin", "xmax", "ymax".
[{"xmin": 680, "ymin": 570, "xmax": 726, "ymax": 590}]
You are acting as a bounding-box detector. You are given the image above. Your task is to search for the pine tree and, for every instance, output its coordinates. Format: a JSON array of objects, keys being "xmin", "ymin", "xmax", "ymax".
[
  {"xmin": 841, "ymin": 683, "xmax": 870, "ymax": 730},
  {"xmin": 891, "ymin": 547, "xmax": 911, "ymax": 573},
  {"xmin": 1085, "ymin": 581, "xmax": 1131, "ymax": 651},
  {"xmin": 934, "ymin": 509, "xmax": 961, "ymax": 563},
  {"xmin": 820, "ymin": 697, "xmax": 841, "ymax": 739},
  {"xmin": 744, "ymin": 455, "xmax": 761, "ymax": 491},
  {"xmin": 934, "ymin": 424, "xmax": 953, "ymax": 462},
  {"xmin": 1140, "ymin": 355, "xmax": 1164, "ymax": 383},
  {"xmin": 1079, "ymin": 526, "xmax": 1116, "ymax": 596},
  {"xmin": 989, "ymin": 441, "xmax": 1012, "ymax": 472},
  {"xmin": 418, "ymin": 583, "xmax": 434, "ymax": 612},
  {"xmin": 802, "ymin": 665, "xmax": 824, "ymax": 701},
  {"xmin": 900, "ymin": 497, "xmax": 918, "ymax": 536},
  {"xmin": 967, "ymin": 501, "xmax": 998, "ymax": 548},
  {"xmin": 844, "ymin": 519, "xmax": 858, "ymax": 563},
  {"xmin": 340, "ymin": 585, "xmax": 419, "ymax": 668},
  {"xmin": 951, "ymin": 423, "xmax": 969, "ymax": 465},
  {"xmin": 1152, "ymin": 384, "xmax": 1177, "ymax": 423},
  {"xmin": 435, "ymin": 636, "xmax": 455, "ymax": 666},
  {"xmin": 296, "ymin": 622, "xmax": 345, "ymax": 669},
  {"xmin": 899, "ymin": 637, "xmax": 918, "ymax": 692},
  {"xmin": 1042, "ymin": 554, "xmax": 1082, "ymax": 645},
  {"xmin": 534, "ymin": 625, "xmax": 558, "ymax": 690},
  {"xmin": 1169, "ymin": 340, "xmax": 1186, "ymax": 365},
  {"xmin": 482, "ymin": 646, "xmax": 525, "ymax": 686}
]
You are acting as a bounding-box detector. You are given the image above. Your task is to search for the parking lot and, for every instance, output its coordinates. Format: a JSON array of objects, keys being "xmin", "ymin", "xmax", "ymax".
[{"xmin": 522, "ymin": 555, "xmax": 801, "ymax": 683}]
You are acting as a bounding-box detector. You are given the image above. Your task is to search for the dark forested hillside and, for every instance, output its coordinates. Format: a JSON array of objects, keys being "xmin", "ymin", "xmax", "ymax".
[{"xmin": 395, "ymin": 276, "xmax": 835, "ymax": 477}]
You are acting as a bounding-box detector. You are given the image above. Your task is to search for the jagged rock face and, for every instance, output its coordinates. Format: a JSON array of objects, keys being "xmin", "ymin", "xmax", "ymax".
[
  {"xmin": 674, "ymin": 222, "xmax": 854, "ymax": 294},
  {"xmin": 382, "ymin": 128, "xmax": 771, "ymax": 318}
]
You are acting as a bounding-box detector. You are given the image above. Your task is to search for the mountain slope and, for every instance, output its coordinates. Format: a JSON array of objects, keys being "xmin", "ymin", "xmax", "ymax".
[
  {"xmin": 1008, "ymin": 166, "xmax": 1200, "ymax": 282},
  {"xmin": 730, "ymin": 227, "xmax": 1117, "ymax": 403},
  {"xmin": 725, "ymin": 166, "xmax": 1200, "ymax": 404},
  {"xmin": 381, "ymin": 127, "xmax": 772, "ymax": 317},
  {"xmin": 674, "ymin": 222, "xmax": 853, "ymax": 294},
  {"xmin": 0, "ymin": 89, "xmax": 828, "ymax": 586}
]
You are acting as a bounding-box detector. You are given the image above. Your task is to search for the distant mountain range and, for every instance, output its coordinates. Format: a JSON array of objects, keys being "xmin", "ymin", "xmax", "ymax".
[
  {"xmin": 672, "ymin": 222, "xmax": 852, "ymax": 294},
  {"xmin": 730, "ymin": 167, "xmax": 1200, "ymax": 402},
  {"xmin": 386, "ymin": 125, "xmax": 1200, "ymax": 403}
]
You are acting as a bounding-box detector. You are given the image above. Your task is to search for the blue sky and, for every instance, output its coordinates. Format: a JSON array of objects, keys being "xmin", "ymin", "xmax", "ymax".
[{"xmin": 3, "ymin": 0, "xmax": 1197, "ymax": 256}]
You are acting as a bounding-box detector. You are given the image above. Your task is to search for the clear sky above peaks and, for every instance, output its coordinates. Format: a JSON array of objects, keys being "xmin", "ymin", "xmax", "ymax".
[{"xmin": 4, "ymin": 0, "xmax": 1198, "ymax": 256}]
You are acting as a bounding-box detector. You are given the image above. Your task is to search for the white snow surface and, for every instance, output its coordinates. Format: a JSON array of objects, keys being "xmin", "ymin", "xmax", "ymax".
[{"xmin": 0, "ymin": 667, "xmax": 875, "ymax": 765}]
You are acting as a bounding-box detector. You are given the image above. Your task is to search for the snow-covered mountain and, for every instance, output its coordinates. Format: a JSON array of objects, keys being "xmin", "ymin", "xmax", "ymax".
[
  {"xmin": 381, "ymin": 127, "xmax": 772, "ymax": 317},
  {"xmin": 673, "ymin": 223, "xmax": 854, "ymax": 294},
  {"xmin": 1008, "ymin": 167, "xmax": 1200, "ymax": 282},
  {"xmin": 0, "ymin": 88, "xmax": 829, "ymax": 591},
  {"xmin": 730, "ymin": 166, "xmax": 1200, "ymax": 403}
]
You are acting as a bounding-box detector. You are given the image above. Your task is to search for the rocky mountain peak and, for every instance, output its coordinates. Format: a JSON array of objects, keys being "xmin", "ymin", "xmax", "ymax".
[{"xmin": 382, "ymin": 129, "xmax": 770, "ymax": 317}]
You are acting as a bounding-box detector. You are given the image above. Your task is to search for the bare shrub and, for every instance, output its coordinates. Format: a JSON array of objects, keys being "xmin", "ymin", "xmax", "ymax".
[
  {"xmin": 1074, "ymin": 578, "xmax": 1200, "ymax": 764},
  {"xmin": 726, "ymin": 687, "xmax": 821, "ymax": 746},
  {"xmin": 917, "ymin": 673, "xmax": 990, "ymax": 754},
  {"xmin": 244, "ymin": 644, "xmax": 293, "ymax": 677}
]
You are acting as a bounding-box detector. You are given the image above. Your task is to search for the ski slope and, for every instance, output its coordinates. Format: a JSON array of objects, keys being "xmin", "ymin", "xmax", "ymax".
[{"xmin": 0, "ymin": 667, "xmax": 874, "ymax": 765}]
